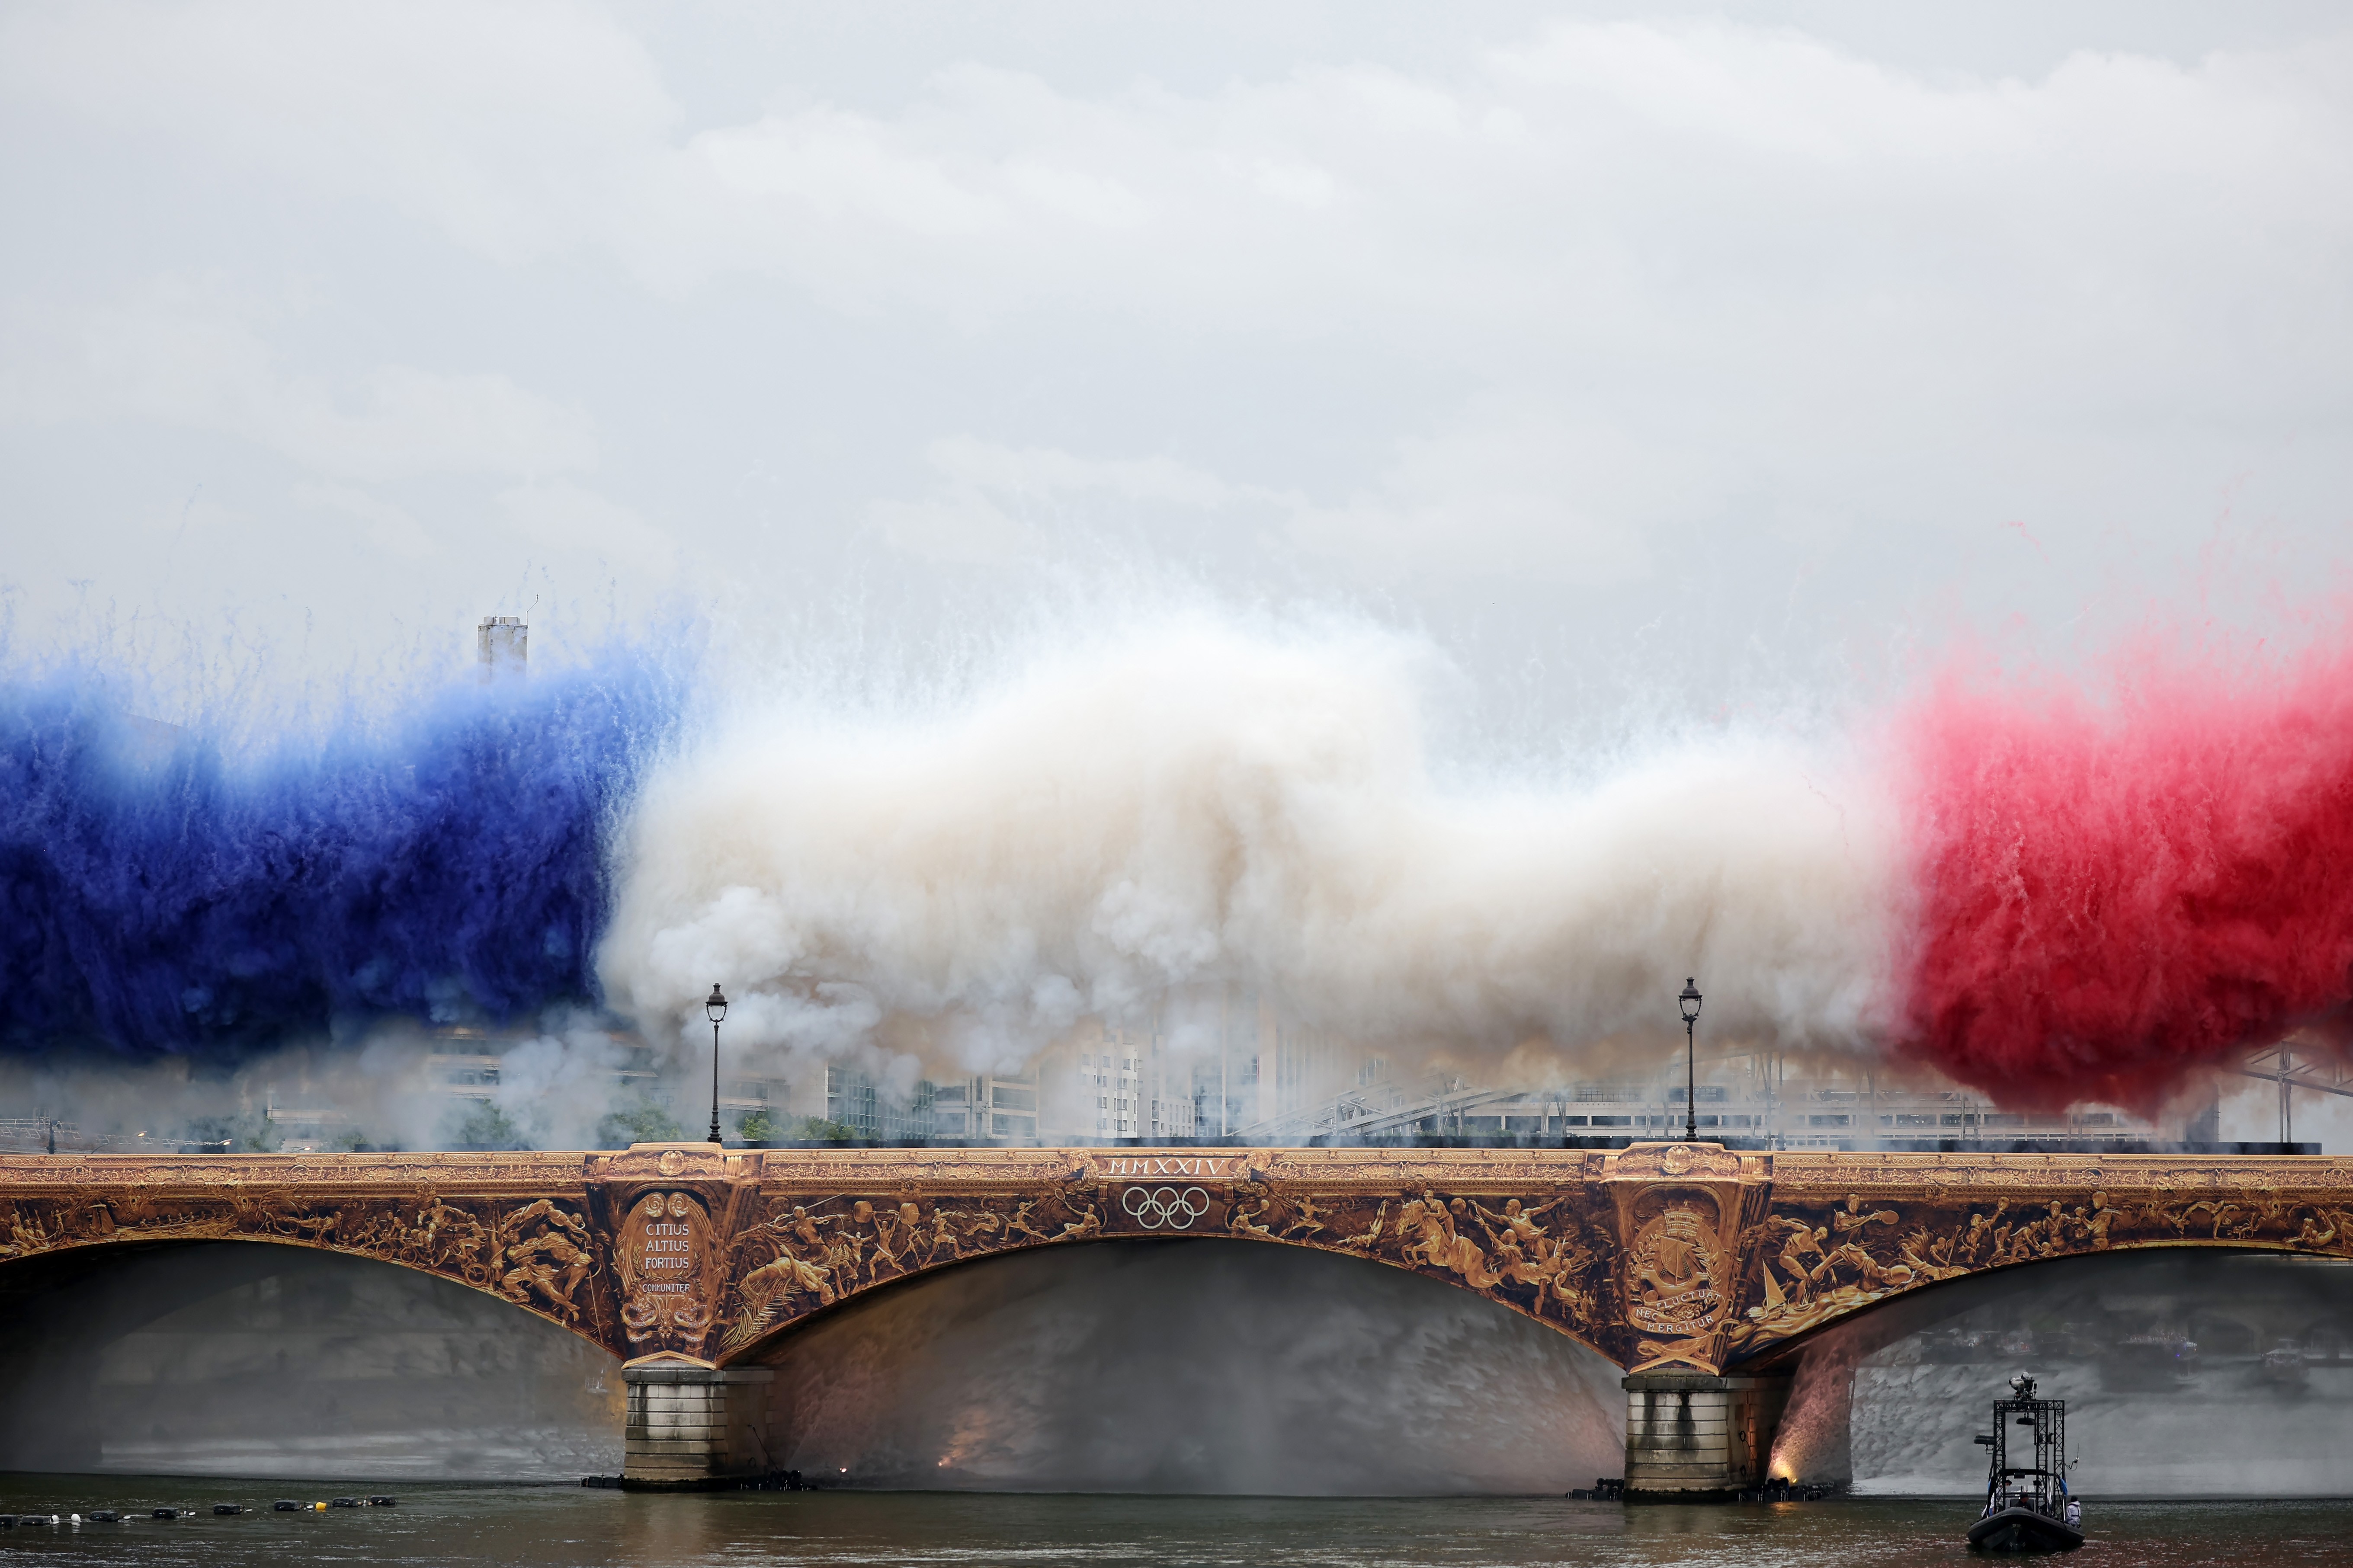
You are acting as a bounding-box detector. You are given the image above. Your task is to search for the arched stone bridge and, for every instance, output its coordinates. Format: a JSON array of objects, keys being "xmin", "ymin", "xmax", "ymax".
[{"xmin": 0, "ymin": 1141, "xmax": 2346, "ymax": 1495}]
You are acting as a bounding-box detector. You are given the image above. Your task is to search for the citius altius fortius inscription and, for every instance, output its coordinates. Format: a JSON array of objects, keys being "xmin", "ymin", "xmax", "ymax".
[{"xmin": 619, "ymin": 1190, "xmax": 718, "ymax": 1359}]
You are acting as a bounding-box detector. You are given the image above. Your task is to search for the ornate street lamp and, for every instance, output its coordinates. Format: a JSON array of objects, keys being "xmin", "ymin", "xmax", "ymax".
[
  {"xmin": 705, "ymin": 984, "xmax": 728, "ymax": 1145},
  {"xmin": 1678, "ymin": 977, "xmax": 1703, "ymax": 1143}
]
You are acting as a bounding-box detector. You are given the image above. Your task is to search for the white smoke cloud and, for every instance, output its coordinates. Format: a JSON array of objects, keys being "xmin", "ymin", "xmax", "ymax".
[
  {"xmin": 489, "ymin": 1016, "xmax": 630, "ymax": 1150},
  {"xmin": 599, "ymin": 612, "xmax": 1900, "ymax": 1081}
]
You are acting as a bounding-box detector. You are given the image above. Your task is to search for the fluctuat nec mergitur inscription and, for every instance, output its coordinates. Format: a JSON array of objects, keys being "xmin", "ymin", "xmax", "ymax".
[{"xmin": 0, "ymin": 1144, "xmax": 2347, "ymax": 1376}]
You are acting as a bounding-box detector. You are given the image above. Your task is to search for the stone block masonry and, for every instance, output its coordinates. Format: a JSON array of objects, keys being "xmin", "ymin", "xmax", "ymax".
[
  {"xmin": 1622, "ymin": 1372, "xmax": 1789, "ymax": 1500},
  {"xmin": 622, "ymin": 1365, "xmax": 776, "ymax": 1488}
]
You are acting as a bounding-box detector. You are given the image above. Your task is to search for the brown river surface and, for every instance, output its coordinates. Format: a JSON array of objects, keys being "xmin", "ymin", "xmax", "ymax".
[{"xmin": 0, "ymin": 1482, "xmax": 2347, "ymax": 1567}]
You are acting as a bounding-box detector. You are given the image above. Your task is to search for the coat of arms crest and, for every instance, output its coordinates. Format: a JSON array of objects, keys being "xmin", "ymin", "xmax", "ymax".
[{"xmin": 1624, "ymin": 1201, "xmax": 1726, "ymax": 1341}]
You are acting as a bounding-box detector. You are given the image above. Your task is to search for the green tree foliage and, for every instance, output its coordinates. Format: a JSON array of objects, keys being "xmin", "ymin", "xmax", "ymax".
[
  {"xmin": 448, "ymin": 1101, "xmax": 527, "ymax": 1150},
  {"xmin": 726, "ymin": 1109, "xmax": 859, "ymax": 1144},
  {"xmin": 786, "ymin": 1116, "xmax": 859, "ymax": 1142},
  {"xmin": 596, "ymin": 1097, "xmax": 683, "ymax": 1149}
]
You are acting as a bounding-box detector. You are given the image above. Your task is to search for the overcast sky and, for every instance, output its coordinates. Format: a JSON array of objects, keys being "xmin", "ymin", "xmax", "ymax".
[{"xmin": 4, "ymin": 1, "xmax": 2349, "ymax": 726}]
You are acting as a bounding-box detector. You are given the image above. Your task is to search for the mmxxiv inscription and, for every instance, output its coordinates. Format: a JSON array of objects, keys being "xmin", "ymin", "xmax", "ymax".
[{"xmin": 1096, "ymin": 1155, "xmax": 1237, "ymax": 1179}]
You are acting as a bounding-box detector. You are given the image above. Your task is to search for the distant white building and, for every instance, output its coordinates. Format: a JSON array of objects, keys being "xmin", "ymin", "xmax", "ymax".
[
  {"xmin": 1048, "ymin": 1021, "xmax": 1196, "ymax": 1141},
  {"xmin": 931, "ymin": 1072, "xmax": 1039, "ymax": 1142},
  {"xmin": 1020, "ymin": 1014, "xmax": 1229, "ymax": 1142},
  {"xmin": 476, "ymin": 614, "xmax": 526, "ymax": 680}
]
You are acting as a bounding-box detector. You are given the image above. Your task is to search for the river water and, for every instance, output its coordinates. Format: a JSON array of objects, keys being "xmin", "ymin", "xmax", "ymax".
[{"xmin": 0, "ymin": 1482, "xmax": 2348, "ymax": 1567}]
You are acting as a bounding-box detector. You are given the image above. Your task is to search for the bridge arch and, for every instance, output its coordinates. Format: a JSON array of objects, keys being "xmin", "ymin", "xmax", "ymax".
[
  {"xmin": 1744, "ymin": 1245, "xmax": 2353, "ymax": 1495},
  {"xmin": 1719, "ymin": 1153, "xmax": 2353, "ymax": 1375},
  {"xmin": 1727, "ymin": 1238, "xmax": 2352, "ymax": 1371},
  {"xmin": 716, "ymin": 1222, "xmax": 1621, "ymax": 1370},
  {"xmin": 734, "ymin": 1233, "xmax": 1629, "ymax": 1494},
  {"xmin": 706, "ymin": 1151, "xmax": 1634, "ymax": 1372},
  {"xmin": 0, "ymin": 1226, "xmax": 615, "ymax": 1354},
  {"xmin": 0, "ymin": 1238, "xmax": 621, "ymax": 1479},
  {"xmin": 0, "ymin": 1152, "xmax": 623, "ymax": 1359}
]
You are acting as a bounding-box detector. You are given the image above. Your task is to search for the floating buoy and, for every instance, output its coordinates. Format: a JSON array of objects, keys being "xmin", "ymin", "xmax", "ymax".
[
  {"xmin": 312, "ymin": 1501, "xmax": 328, "ymax": 1511},
  {"xmin": 273, "ymin": 1500, "xmax": 300, "ymax": 1512},
  {"xmin": 213, "ymin": 1504, "xmax": 244, "ymax": 1515},
  {"xmin": 89, "ymin": 1510, "xmax": 119, "ymax": 1523},
  {"xmin": 368, "ymin": 1494, "xmax": 397, "ymax": 1506},
  {"xmin": 151, "ymin": 1507, "xmax": 178, "ymax": 1519},
  {"xmin": 68, "ymin": 1514, "xmax": 81, "ymax": 1524},
  {"xmin": 330, "ymin": 1496, "xmax": 361, "ymax": 1508}
]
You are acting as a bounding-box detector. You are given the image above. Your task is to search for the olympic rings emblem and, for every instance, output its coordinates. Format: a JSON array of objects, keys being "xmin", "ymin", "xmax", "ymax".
[{"xmin": 1120, "ymin": 1185, "xmax": 1211, "ymax": 1231}]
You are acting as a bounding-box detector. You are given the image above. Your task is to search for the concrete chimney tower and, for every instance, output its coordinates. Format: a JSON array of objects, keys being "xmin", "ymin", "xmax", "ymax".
[{"xmin": 477, "ymin": 615, "xmax": 527, "ymax": 682}]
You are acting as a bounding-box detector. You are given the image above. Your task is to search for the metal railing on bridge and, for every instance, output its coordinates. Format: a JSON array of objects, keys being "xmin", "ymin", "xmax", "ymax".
[{"xmin": 0, "ymin": 1120, "xmax": 221, "ymax": 1155}]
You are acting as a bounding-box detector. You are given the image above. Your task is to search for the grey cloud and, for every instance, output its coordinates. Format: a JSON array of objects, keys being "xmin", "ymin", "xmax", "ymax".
[
  {"xmin": 0, "ymin": 3, "xmax": 2348, "ymax": 710},
  {"xmin": 2, "ymin": 284, "xmax": 597, "ymax": 481}
]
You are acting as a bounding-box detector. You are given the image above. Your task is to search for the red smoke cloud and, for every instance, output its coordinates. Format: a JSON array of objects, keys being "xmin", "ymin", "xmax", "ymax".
[{"xmin": 1898, "ymin": 631, "xmax": 2353, "ymax": 1113}]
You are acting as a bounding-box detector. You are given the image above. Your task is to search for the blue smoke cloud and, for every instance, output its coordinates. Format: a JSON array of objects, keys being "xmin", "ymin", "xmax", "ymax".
[{"xmin": 0, "ymin": 657, "xmax": 679, "ymax": 1058}]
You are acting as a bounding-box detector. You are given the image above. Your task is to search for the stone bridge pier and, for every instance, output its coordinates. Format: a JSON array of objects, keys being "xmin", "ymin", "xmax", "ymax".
[
  {"xmin": 623, "ymin": 1363, "xmax": 778, "ymax": 1487},
  {"xmin": 0, "ymin": 1141, "xmax": 2345, "ymax": 1495},
  {"xmin": 1619, "ymin": 1371, "xmax": 1789, "ymax": 1496}
]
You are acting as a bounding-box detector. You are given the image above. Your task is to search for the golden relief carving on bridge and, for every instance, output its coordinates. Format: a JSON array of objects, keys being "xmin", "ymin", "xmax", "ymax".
[
  {"xmin": 0, "ymin": 1158, "xmax": 617, "ymax": 1346},
  {"xmin": 1728, "ymin": 1163, "xmax": 2353, "ymax": 1360},
  {"xmin": 714, "ymin": 1150, "xmax": 1629, "ymax": 1361},
  {"xmin": 0, "ymin": 1146, "xmax": 2349, "ymax": 1376},
  {"xmin": 719, "ymin": 1186, "xmax": 1112, "ymax": 1354}
]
